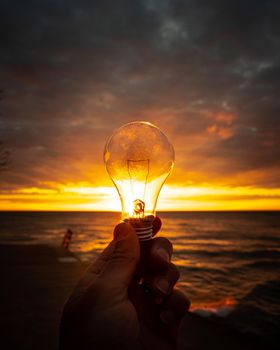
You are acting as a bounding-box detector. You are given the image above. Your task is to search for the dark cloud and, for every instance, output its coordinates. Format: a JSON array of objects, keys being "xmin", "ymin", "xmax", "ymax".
[{"xmin": 0, "ymin": 0, "xmax": 280, "ymax": 191}]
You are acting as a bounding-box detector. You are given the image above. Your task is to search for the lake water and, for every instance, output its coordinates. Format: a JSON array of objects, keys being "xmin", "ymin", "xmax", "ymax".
[{"xmin": 1, "ymin": 211, "xmax": 279, "ymax": 341}]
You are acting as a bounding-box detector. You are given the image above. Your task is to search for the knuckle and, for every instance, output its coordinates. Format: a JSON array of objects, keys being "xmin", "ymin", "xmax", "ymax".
[
  {"xmin": 174, "ymin": 288, "xmax": 191, "ymax": 309},
  {"xmin": 169, "ymin": 263, "xmax": 180, "ymax": 281},
  {"xmin": 154, "ymin": 237, "xmax": 173, "ymax": 253}
]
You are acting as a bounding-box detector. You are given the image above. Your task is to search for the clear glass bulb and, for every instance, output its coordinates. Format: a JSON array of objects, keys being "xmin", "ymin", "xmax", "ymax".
[{"xmin": 104, "ymin": 121, "xmax": 175, "ymax": 240}]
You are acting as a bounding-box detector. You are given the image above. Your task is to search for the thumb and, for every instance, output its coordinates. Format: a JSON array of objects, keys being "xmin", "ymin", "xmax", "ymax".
[
  {"xmin": 102, "ymin": 222, "xmax": 140, "ymax": 286},
  {"xmin": 85, "ymin": 222, "xmax": 140, "ymax": 302}
]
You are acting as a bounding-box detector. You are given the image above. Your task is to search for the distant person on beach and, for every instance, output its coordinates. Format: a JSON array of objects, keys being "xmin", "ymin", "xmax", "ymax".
[
  {"xmin": 59, "ymin": 217, "xmax": 190, "ymax": 350},
  {"xmin": 61, "ymin": 229, "xmax": 73, "ymax": 250}
]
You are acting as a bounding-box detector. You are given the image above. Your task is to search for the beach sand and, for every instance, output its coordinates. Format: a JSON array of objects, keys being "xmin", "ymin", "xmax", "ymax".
[
  {"xmin": 0, "ymin": 244, "xmax": 84, "ymax": 350},
  {"xmin": 0, "ymin": 244, "xmax": 270, "ymax": 350}
]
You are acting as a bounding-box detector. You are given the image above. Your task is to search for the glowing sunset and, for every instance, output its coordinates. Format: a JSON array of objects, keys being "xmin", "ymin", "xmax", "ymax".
[
  {"xmin": 1, "ymin": 1, "xmax": 280, "ymax": 212},
  {"xmin": 1, "ymin": 183, "xmax": 280, "ymax": 211},
  {"xmin": 1, "ymin": 110, "xmax": 280, "ymax": 211}
]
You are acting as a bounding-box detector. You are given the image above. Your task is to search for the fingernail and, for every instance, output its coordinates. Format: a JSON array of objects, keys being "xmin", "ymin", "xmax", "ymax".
[
  {"xmin": 160, "ymin": 310, "xmax": 177, "ymax": 325},
  {"xmin": 156, "ymin": 278, "xmax": 170, "ymax": 295},
  {"xmin": 114, "ymin": 223, "xmax": 133, "ymax": 240},
  {"xmin": 156, "ymin": 247, "xmax": 170, "ymax": 263}
]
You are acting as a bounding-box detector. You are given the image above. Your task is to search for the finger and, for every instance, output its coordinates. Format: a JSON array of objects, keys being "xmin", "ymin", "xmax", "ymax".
[
  {"xmin": 152, "ymin": 216, "xmax": 162, "ymax": 237},
  {"xmin": 148, "ymin": 263, "xmax": 180, "ymax": 298},
  {"xmin": 142, "ymin": 237, "xmax": 173, "ymax": 272},
  {"xmin": 160, "ymin": 289, "xmax": 191, "ymax": 326}
]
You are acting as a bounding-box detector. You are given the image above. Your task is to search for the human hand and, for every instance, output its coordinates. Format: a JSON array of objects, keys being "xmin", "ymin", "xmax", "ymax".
[{"xmin": 59, "ymin": 217, "xmax": 190, "ymax": 350}]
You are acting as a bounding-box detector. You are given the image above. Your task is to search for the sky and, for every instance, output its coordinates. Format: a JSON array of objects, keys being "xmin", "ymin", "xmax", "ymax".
[{"xmin": 0, "ymin": 0, "xmax": 280, "ymax": 211}]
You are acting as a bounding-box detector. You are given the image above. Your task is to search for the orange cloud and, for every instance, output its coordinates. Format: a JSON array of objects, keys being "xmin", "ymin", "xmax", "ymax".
[
  {"xmin": 207, "ymin": 112, "xmax": 236, "ymax": 139},
  {"xmin": 213, "ymin": 113, "xmax": 235, "ymax": 125},
  {"xmin": 207, "ymin": 125, "xmax": 234, "ymax": 139}
]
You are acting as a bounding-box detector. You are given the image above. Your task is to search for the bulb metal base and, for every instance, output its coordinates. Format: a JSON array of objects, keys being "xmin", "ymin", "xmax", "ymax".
[{"xmin": 124, "ymin": 215, "xmax": 154, "ymax": 241}]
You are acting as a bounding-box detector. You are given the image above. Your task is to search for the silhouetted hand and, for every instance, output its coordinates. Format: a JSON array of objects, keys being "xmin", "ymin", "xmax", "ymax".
[{"xmin": 60, "ymin": 217, "xmax": 190, "ymax": 350}]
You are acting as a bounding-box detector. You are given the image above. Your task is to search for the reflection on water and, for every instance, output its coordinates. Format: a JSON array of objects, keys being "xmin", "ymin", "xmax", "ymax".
[{"xmin": 1, "ymin": 210, "xmax": 280, "ymax": 337}]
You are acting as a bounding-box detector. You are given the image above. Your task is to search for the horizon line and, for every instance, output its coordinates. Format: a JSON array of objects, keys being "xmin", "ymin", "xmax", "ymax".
[{"xmin": 1, "ymin": 209, "xmax": 279, "ymax": 213}]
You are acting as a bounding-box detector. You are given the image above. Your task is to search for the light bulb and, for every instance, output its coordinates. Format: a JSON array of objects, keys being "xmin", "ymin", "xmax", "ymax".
[{"xmin": 104, "ymin": 121, "xmax": 175, "ymax": 241}]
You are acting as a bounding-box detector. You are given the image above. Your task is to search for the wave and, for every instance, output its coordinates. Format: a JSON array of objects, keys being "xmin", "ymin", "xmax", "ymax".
[
  {"xmin": 175, "ymin": 248, "xmax": 280, "ymax": 260},
  {"xmin": 243, "ymin": 260, "xmax": 280, "ymax": 270},
  {"xmin": 191, "ymin": 279, "xmax": 280, "ymax": 340},
  {"xmin": 221, "ymin": 280, "xmax": 280, "ymax": 337}
]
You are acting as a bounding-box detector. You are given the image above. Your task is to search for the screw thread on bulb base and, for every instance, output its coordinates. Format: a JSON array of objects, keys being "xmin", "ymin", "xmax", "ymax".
[{"xmin": 124, "ymin": 215, "xmax": 154, "ymax": 241}]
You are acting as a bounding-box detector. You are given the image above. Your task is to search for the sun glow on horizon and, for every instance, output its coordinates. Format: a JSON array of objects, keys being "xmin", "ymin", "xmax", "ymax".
[{"xmin": 0, "ymin": 183, "xmax": 280, "ymax": 211}]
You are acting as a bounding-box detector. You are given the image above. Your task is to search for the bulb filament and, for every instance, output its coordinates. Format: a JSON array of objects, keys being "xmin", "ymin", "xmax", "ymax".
[
  {"xmin": 127, "ymin": 159, "xmax": 150, "ymax": 218},
  {"xmin": 133, "ymin": 199, "xmax": 145, "ymax": 218}
]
